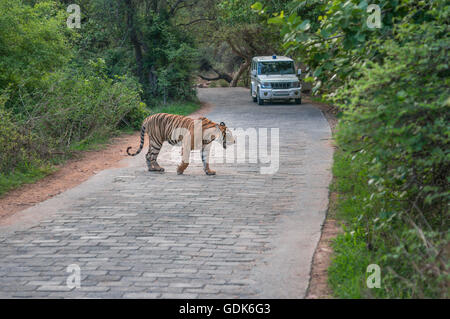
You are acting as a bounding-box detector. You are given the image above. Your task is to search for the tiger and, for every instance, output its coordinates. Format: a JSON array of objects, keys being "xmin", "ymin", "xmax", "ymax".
[{"xmin": 126, "ymin": 113, "xmax": 235, "ymax": 175}]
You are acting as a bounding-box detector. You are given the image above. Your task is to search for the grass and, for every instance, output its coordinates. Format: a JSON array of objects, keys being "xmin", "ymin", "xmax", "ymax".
[
  {"xmin": 0, "ymin": 164, "xmax": 54, "ymax": 196},
  {"xmin": 153, "ymin": 100, "xmax": 201, "ymax": 116},
  {"xmin": 327, "ymin": 148, "xmax": 376, "ymax": 298},
  {"xmin": 0, "ymin": 100, "xmax": 201, "ymax": 197}
]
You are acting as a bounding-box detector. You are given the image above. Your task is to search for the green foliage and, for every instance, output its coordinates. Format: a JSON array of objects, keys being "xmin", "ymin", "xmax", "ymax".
[
  {"xmin": 7, "ymin": 59, "xmax": 146, "ymax": 150},
  {"xmin": 151, "ymin": 100, "xmax": 201, "ymax": 117},
  {"xmin": 209, "ymin": 81, "xmax": 218, "ymax": 88},
  {"xmin": 218, "ymin": 79, "xmax": 230, "ymax": 87},
  {"xmin": 328, "ymin": 4, "xmax": 449, "ymax": 298},
  {"xmin": 0, "ymin": 94, "xmax": 45, "ymax": 173},
  {"xmin": 0, "ymin": 93, "xmax": 53, "ymax": 195},
  {"xmin": 76, "ymin": 0, "xmax": 200, "ymax": 104},
  {"xmin": 0, "ymin": 164, "xmax": 54, "ymax": 196},
  {"xmin": 0, "ymin": 0, "xmax": 150, "ymax": 184},
  {"xmin": 328, "ymin": 222, "xmax": 372, "ymax": 298},
  {"xmin": 0, "ymin": 0, "xmax": 71, "ymax": 91},
  {"xmin": 140, "ymin": 13, "xmax": 199, "ymax": 102},
  {"xmin": 257, "ymin": 0, "xmax": 445, "ymax": 94}
]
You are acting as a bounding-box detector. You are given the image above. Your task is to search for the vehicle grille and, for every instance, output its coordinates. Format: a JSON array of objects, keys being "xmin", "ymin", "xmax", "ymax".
[{"xmin": 270, "ymin": 82, "xmax": 292, "ymax": 89}]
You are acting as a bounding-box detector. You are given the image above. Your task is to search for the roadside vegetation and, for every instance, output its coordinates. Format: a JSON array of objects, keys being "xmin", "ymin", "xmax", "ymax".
[
  {"xmin": 0, "ymin": 0, "xmax": 282, "ymax": 196},
  {"xmin": 254, "ymin": 0, "xmax": 449, "ymax": 297},
  {"xmin": 0, "ymin": 0, "xmax": 203, "ymax": 196},
  {"xmin": 0, "ymin": 0, "xmax": 447, "ymax": 298}
]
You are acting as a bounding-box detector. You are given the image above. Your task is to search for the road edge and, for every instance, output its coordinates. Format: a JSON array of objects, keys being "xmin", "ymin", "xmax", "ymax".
[
  {"xmin": 303, "ymin": 96, "xmax": 342, "ymax": 299},
  {"xmin": 0, "ymin": 102, "xmax": 213, "ymax": 224}
]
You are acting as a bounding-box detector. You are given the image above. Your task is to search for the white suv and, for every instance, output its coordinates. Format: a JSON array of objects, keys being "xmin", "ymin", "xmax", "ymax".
[{"xmin": 250, "ymin": 55, "xmax": 302, "ymax": 105}]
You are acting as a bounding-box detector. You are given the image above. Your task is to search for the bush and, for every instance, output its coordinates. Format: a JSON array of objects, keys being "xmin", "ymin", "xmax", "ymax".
[
  {"xmin": 330, "ymin": 10, "xmax": 449, "ymax": 298},
  {"xmin": 140, "ymin": 14, "xmax": 199, "ymax": 103},
  {"xmin": 1, "ymin": 59, "xmax": 148, "ymax": 176},
  {"xmin": 13, "ymin": 67, "xmax": 146, "ymax": 152},
  {"xmin": 0, "ymin": 95, "xmax": 44, "ymax": 173},
  {"xmin": 218, "ymin": 79, "xmax": 229, "ymax": 87},
  {"xmin": 0, "ymin": 0, "xmax": 71, "ymax": 92}
]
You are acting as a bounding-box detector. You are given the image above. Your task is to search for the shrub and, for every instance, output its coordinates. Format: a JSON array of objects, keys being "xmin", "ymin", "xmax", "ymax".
[
  {"xmin": 14, "ymin": 68, "xmax": 146, "ymax": 152},
  {"xmin": 218, "ymin": 79, "xmax": 229, "ymax": 87},
  {"xmin": 330, "ymin": 11, "xmax": 449, "ymax": 298},
  {"xmin": 0, "ymin": 0, "xmax": 71, "ymax": 92},
  {"xmin": 0, "ymin": 95, "xmax": 43, "ymax": 173}
]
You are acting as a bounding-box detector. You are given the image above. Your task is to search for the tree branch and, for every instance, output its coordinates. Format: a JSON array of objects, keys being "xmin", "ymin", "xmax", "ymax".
[
  {"xmin": 177, "ymin": 17, "xmax": 215, "ymax": 27},
  {"xmin": 226, "ymin": 39, "xmax": 248, "ymax": 59},
  {"xmin": 169, "ymin": 0, "xmax": 186, "ymax": 16}
]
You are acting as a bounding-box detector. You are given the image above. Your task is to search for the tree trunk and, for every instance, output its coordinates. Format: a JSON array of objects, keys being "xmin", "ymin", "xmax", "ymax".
[
  {"xmin": 125, "ymin": 0, "xmax": 144, "ymax": 83},
  {"xmin": 199, "ymin": 68, "xmax": 233, "ymax": 83},
  {"xmin": 230, "ymin": 59, "xmax": 250, "ymax": 87}
]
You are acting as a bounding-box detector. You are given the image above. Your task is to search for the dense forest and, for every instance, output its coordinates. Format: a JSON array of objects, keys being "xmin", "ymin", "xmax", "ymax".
[{"xmin": 0, "ymin": 0, "xmax": 448, "ymax": 298}]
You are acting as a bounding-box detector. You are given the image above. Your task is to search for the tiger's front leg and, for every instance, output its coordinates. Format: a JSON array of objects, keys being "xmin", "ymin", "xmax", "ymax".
[
  {"xmin": 202, "ymin": 143, "xmax": 216, "ymax": 176},
  {"xmin": 177, "ymin": 138, "xmax": 191, "ymax": 175}
]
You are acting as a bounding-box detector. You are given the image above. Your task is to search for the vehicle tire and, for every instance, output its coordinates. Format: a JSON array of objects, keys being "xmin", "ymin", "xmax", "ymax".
[
  {"xmin": 257, "ymin": 92, "xmax": 264, "ymax": 105},
  {"xmin": 251, "ymin": 85, "xmax": 257, "ymax": 102},
  {"xmin": 253, "ymin": 96, "xmax": 257, "ymax": 102},
  {"xmin": 295, "ymin": 98, "xmax": 302, "ymax": 104}
]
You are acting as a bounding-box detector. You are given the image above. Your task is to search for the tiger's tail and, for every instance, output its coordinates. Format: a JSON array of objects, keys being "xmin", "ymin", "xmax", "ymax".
[{"xmin": 127, "ymin": 124, "xmax": 146, "ymax": 156}]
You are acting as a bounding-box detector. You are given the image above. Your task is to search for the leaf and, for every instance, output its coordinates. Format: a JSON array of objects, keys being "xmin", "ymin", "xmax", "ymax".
[
  {"xmin": 296, "ymin": 19, "xmax": 311, "ymax": 31},
  {"xmin": 251, "ymin": 2, "xmax": 263, "ymax": 12},
  {"xmin": 268, "ymin": 15, "xmax": 284, "ymax": 25}
]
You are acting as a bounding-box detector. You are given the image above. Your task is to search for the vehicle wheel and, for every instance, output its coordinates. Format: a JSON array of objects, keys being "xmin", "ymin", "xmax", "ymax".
[
  {"xmin": 257, "ymin": 92, "xmax": 264, "ymax": 105},
  {"xmin": 251, "ymin": 86, "xmax": 257, "ymax": 102},
  {"xmin": 253, "ymin": 96, "xmax": 257, "ymax": 102},
  {"xmin": 295, "ymin": 98, "xmax": 302, "ymax": 105}
]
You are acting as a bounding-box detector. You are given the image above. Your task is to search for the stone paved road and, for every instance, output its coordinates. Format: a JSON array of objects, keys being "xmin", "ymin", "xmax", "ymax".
[{"xmin": 0, "ymin": 88, "xmax": 332, "ymax": 298}]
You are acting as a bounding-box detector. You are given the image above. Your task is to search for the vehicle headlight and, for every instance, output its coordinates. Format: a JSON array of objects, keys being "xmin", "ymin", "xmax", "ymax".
[
  {"xmin": 261, "ymin": 82, "xmax": 271, "ymax": 89},
  {"xmin": 292, "ymin": 81, "xmax": 300, "ymax": 88}
]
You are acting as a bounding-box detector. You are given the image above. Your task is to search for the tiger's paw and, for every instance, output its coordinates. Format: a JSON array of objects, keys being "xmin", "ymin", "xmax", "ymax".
[
  {"xmin": 205, "ymin": 169, "xmax": 216, "ymax": 176},
  {"xmin": 177, "ymin": 162, "xmax": 189, "ymax": 175}
]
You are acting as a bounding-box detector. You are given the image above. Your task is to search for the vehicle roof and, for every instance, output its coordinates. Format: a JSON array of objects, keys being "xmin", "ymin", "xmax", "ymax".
[{"xmin": 253, "ymin": 56, "xmax": 293, "ymax": 62}]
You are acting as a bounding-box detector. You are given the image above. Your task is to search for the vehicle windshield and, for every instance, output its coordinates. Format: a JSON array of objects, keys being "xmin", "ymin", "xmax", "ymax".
[{"xmin": 258, "ymin": 61, "xmax": 295, "ymax": 75}]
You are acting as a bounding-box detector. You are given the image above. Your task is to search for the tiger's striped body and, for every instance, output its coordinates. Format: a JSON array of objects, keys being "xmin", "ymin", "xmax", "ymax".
[{"xmin": 127, "ymin": 113, "xmax": 235, "ymax": 175}]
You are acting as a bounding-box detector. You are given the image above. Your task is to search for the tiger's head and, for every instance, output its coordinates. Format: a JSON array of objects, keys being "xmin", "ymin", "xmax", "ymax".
[
  {"xmin": 216, "ymin": 121, "xmax": 235, "ymax": 149},
  {"xmin": 201, "ymin": 118, "xmax": 235, "ymax": 148}
]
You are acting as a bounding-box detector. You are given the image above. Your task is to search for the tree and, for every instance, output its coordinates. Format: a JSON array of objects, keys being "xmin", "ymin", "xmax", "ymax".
[
  {"xmin": 0, "ymin": 0, "xmax": 71, "ymax": 92},
  {"xmin": 192, "ymin": 0, "xmax": 285, "ymax": 87},
  {"xmin": 255, "ymin": 0, "xmax": 426, "ymax": 94}
]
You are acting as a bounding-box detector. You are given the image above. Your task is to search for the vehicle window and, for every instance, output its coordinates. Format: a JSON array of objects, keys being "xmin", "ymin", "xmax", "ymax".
[{"xmin": 258, "ymin": 61, "xmax": 294, "ymax": 75}]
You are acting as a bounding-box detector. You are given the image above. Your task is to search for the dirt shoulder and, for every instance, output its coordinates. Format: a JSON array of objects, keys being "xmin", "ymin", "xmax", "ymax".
[
  {"xmin": 0, "ymin": 102, "xmax": 212, "ymax": 225},
  {"xmin": 303, "ymin": 95, "xmax": 341, "ymax": 299}
]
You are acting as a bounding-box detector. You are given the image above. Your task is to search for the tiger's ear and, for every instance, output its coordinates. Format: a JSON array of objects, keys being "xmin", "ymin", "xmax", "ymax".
[{"xmin": 220, "ymin": 122, "xmax": 226, "ymax": 126}]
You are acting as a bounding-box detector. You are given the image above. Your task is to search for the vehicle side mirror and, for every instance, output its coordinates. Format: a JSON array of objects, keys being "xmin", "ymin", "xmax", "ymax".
[
  {"xmin": 297, "ymin": 69, "xmax": 302, "ymax": 76},
  {"xmin": 251, "ymin": 70, "xmax": 256, "ymax": 76}
]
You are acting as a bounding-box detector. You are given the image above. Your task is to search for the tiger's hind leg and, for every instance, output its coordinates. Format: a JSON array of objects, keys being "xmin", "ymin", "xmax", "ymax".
[{"xmin": 146, "ymin": 142, "xmax": 164, "ymax": 172}]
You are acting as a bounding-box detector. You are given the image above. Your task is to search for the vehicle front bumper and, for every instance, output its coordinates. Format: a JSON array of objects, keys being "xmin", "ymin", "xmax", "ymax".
[{"xmin": 259, "ymin": 87, "xmax": 301, "ymax": 100}]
